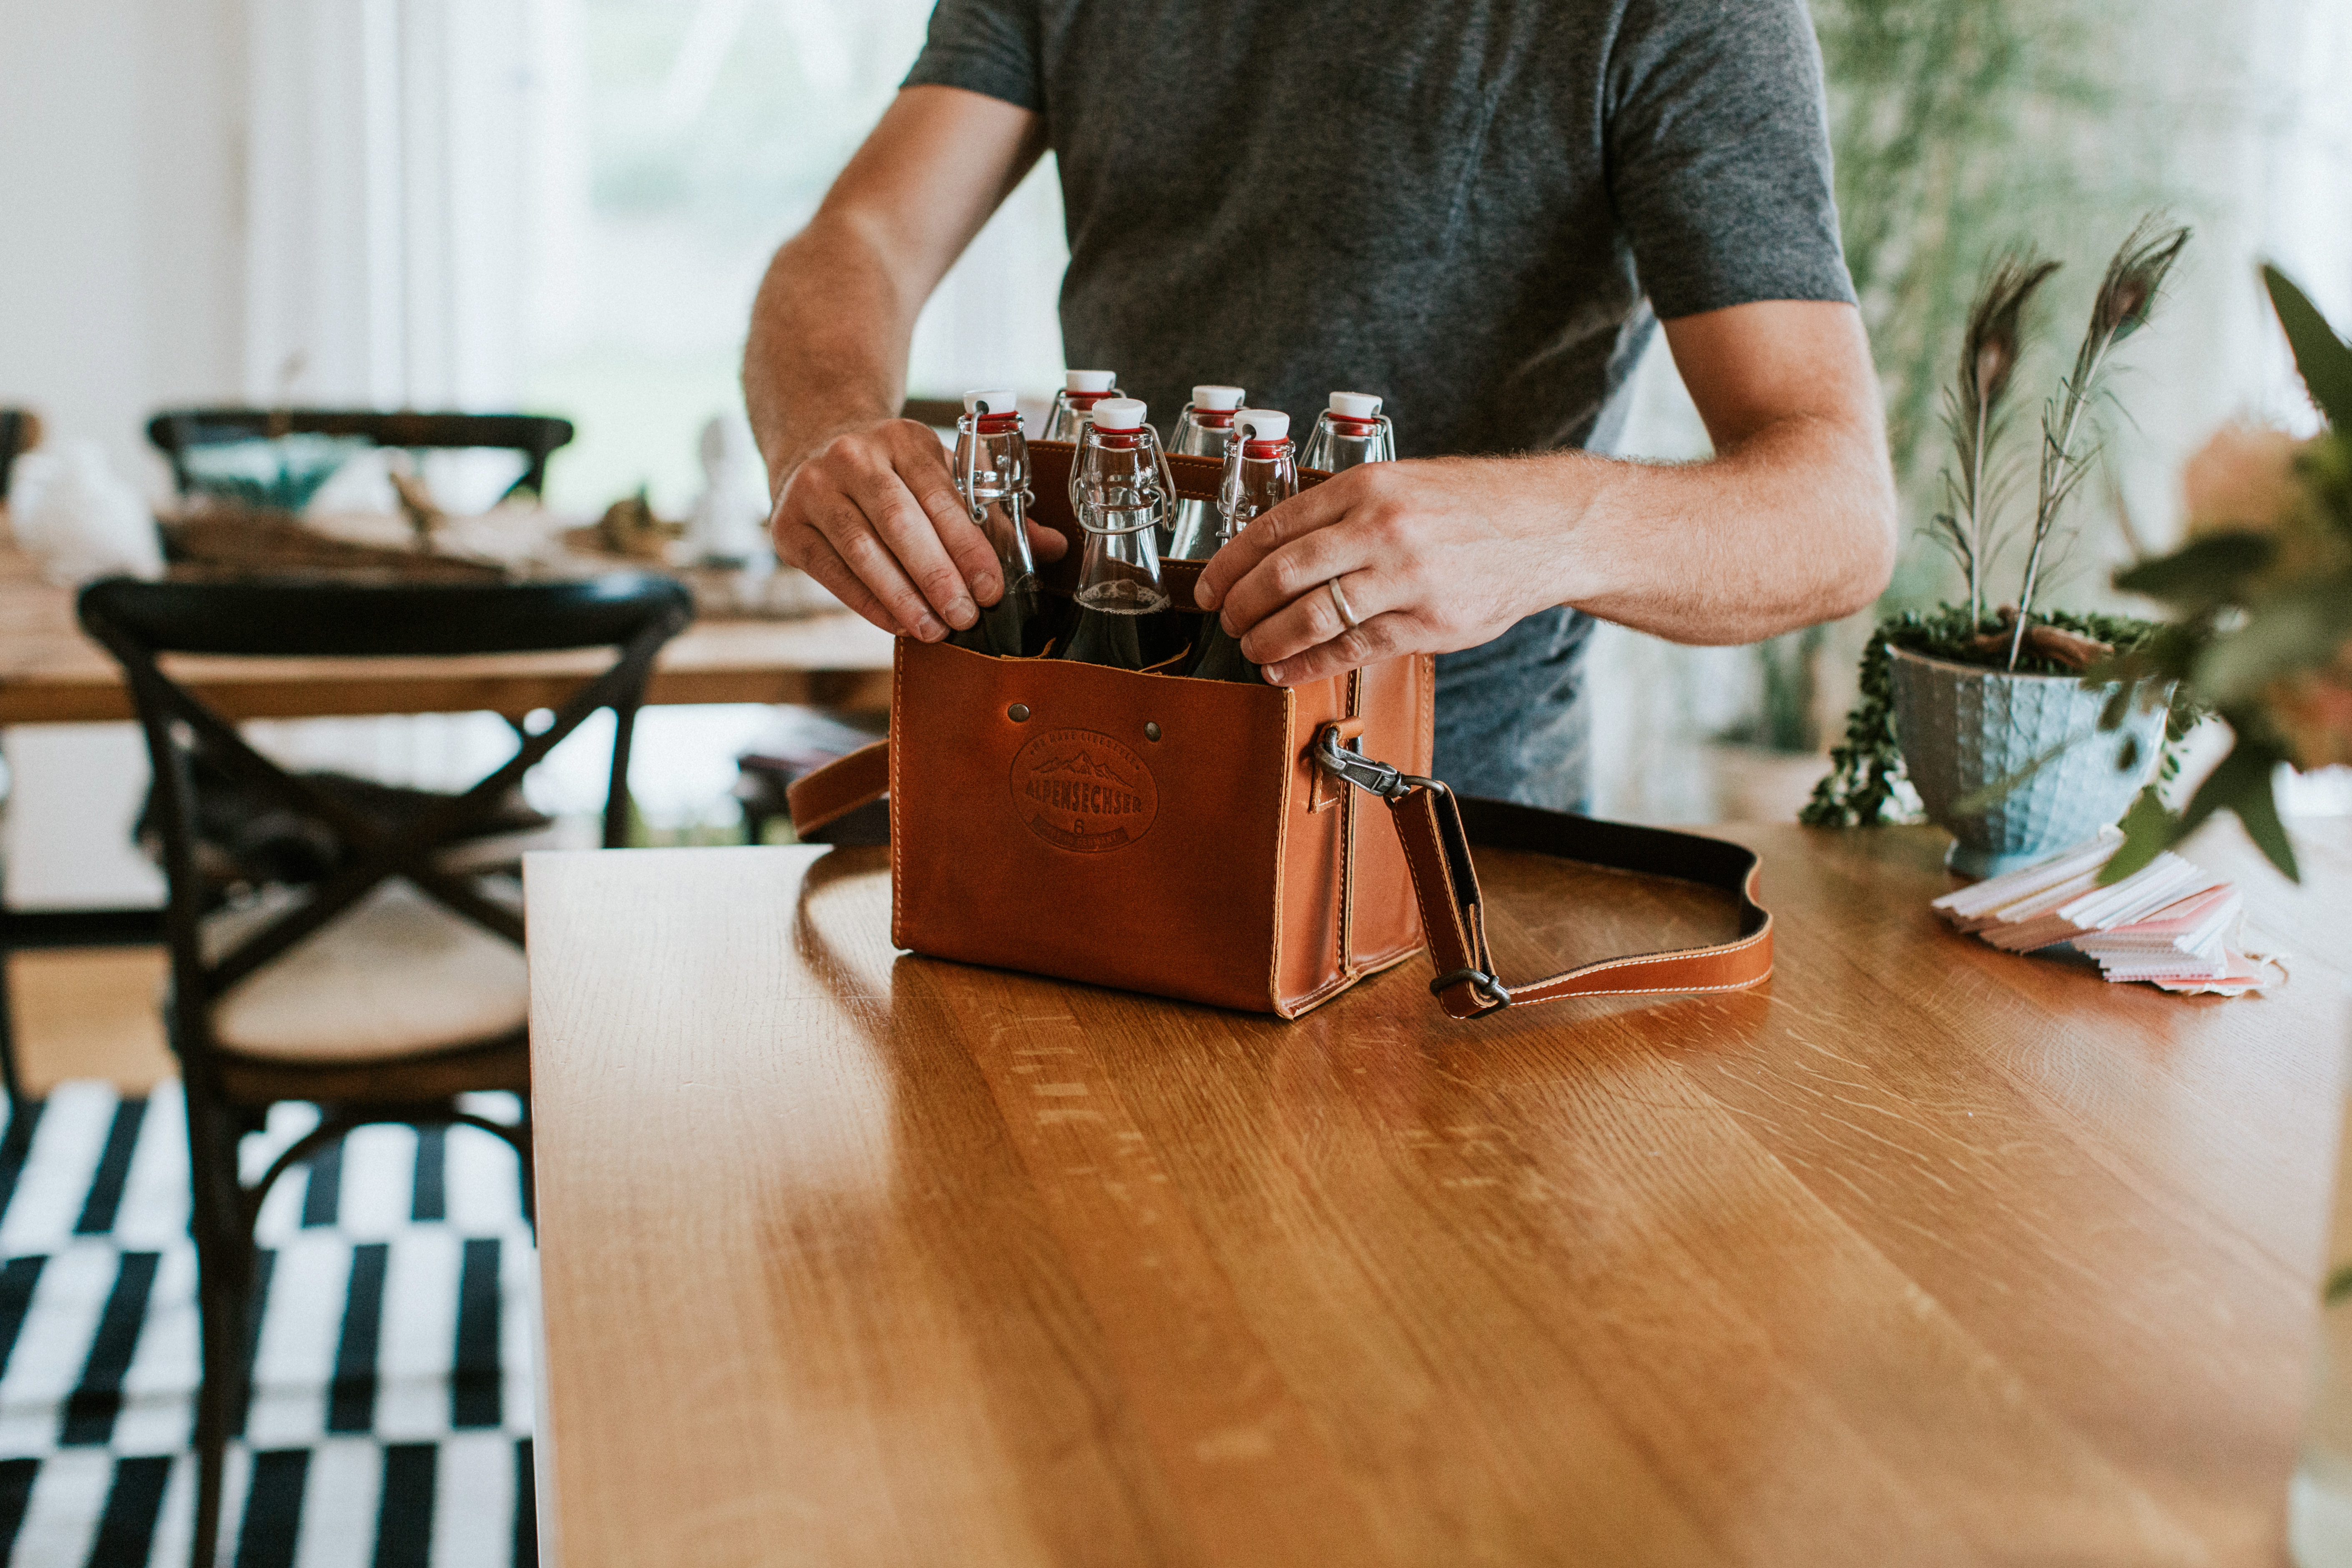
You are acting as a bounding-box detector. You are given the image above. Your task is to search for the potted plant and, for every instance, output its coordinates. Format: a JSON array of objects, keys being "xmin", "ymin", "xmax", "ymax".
[
  {"xmin": 2092, "ymin": 266, "xmax": 2352, "ymax": 885},
  {"xmin": 1803, "ymin": 219, "xmax": 2200, "ymax": 876}
]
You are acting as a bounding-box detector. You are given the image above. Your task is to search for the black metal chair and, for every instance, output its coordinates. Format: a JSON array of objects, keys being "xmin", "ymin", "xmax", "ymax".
[
  {"xmin": 898, "ymin": 396, "xmax": 965, "ymax": 430},
  {"xmin": 76, "ymin": 572, "xmax": 692, "ymax": 1568},
  {"xmin": 0, "ymin": 407, "xmax": 38, "ymax": 499},
  {"xmin": 147, "ymin": 409, "xmax": 576, "ymax": 503}
]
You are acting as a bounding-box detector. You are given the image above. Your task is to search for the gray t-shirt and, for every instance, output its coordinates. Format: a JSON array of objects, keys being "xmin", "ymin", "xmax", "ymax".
[{"xmin": 904, "ymin": 0, "xmax": 1854, "ymax": 459}]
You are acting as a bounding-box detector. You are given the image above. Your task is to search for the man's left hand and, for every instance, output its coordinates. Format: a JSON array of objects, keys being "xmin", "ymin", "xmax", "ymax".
[
  {"xmin": 1193, "ymin": 301, "xmax": 1900, "ymax": 681},
  {"xmin": 1191, "ymin": 455, "xmax": 1581, "ymax": 687}
]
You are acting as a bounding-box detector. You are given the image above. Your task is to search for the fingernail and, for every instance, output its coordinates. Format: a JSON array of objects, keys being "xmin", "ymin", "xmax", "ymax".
[
  {"xmin": 916, "ymin": 614, "xmax": 946, "ymax": 641},
  {"xmin": 1261, "ymin": 662, "xmax": 1286, "ymax": 685},
  {"xmin": 975, "ymin": 574, "xmax": 1001, "ymax": 604},
  {"xmin": 1196, "ymin": 584, "xmax": 1220, "ymax": 609},
  {"xmin": 947, "ymin": 597, "xmax": 977, "ymax": 629}
]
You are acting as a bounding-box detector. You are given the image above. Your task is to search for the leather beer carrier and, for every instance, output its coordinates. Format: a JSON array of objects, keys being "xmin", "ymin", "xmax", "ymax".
[{"xmin": 788, "ymin": 439, "xmax": 1772, "ymax": 1021}]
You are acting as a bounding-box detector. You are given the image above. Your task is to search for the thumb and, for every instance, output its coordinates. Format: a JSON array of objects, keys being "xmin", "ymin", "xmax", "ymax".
[{"xmin": 1025, "ymin": 520, "xmax": 1070, "ymax": 562}]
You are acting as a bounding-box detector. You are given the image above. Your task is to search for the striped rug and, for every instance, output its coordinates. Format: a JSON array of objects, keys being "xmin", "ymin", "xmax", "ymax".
[{"xmin": 0, "ymin": 1081, "xmax": 538, "ymax": 1565}]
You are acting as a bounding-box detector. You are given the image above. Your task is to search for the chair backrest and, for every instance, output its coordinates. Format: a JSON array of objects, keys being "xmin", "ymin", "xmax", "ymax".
[
  {"xmin": 81, "ymin": 572, "xmax": 685, "ymax": 658},
  {"xmin": 77, "ymin": 572, "xmax": 693, "ymax": 1056},
  {"xmin": 147, "ymin": 408, "xmax": 576, "ymax": 501},
  {"xmin": 900, "ymin": 397, "xmax": 966, "ymax": 430},
  {"xmin": 0, "ymin": 408, "xmax": 38, "ymax": 499}
]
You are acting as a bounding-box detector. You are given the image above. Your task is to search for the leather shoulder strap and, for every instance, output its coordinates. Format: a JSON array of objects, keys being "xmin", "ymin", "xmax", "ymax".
[
  {"xmin": 786, "ymin": 739, "xmax": 889, "ymax": 840},
  {"xmin": 1387, "ymin": 783, "xmax": 1772, "ymax": 1020},
  {"xmin": 786, "ymin": 732, "xmax": 1774, "ymax": 1021}
]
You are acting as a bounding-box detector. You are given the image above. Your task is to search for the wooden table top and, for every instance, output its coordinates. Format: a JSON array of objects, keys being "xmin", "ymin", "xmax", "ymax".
[
  {"xmin": 522, "ymin": 818, "xmax": 2352, "ymax": 1568},
  {"xmin": 0, "ymin": 548, "xmax": 893, "ymax": 723}
]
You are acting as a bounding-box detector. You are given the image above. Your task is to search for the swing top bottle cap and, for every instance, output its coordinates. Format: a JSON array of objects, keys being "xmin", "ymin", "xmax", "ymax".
[
  {"xmin": 1191, "ymin": 384, "xmax": 1246, "ymax": 410},
  {"xmin": 1235, "ymin": 409, "xmax": 1290, "ymax": 443},
  {"xmin": 1328, "ymin": 391, "xmax": 1383, "ymax": 419},
  {"xmin": 1065, "ymin": 369, "xmax": 1118, "ymax": 393},
  {"xmin": 1089, "ymin": 397, "xmax": 1147, "ymax": 431},
  {"xmin": 962, "ymin": 389, "xmax": 1017, "ymax": 416}
]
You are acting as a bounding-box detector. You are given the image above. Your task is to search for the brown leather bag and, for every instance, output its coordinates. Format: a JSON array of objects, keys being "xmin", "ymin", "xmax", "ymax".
[{"xmin": 788, "ymin": 439, "xmax": 1772, "ymax": 1020}]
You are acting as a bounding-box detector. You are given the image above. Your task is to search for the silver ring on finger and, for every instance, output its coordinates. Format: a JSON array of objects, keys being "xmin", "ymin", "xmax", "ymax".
[{"xmin": 1326, "ymin": 575, "xmax": 1364, "ymax": 633}]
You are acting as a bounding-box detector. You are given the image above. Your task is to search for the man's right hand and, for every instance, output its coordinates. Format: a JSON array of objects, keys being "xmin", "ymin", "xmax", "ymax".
[
  {"xmin": 770, "ymin": 416, "xmax": 1068, "ymax": 641},
  {"xmin": 745, "ymin": 85, "xmax": 1055, "ymax": 642}
]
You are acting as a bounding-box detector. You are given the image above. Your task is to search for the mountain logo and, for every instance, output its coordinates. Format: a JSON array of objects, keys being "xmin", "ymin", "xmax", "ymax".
[{"xmin": 1010, "ymin": 728, "xmax": 1157, "ymax": 853}]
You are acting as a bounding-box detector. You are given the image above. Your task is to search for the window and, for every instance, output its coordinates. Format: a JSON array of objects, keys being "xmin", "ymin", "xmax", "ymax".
[{"xmin": 522, "ymin": 0, "xmax": 1069, "ymax": 517}]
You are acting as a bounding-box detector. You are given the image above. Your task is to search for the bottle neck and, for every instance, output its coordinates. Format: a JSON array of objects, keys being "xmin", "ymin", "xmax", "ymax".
[
  {"xmin": 952, "ymin": 426, "xmax": 1036, "ymax": 577},
  {"xmin": 1072, "ymin": 427, "xmax": 1172, "ymax": 550},
  {"xmin": 1044, "ymin": 389, "xmax": 1119, "ymax": 443},
  {"xmin": 1219, "ymin": 442, "xmax": 1297, "ymax": 542},
  {"xmin": 955, "ymin": 425, "xmax": 1030, "ymax": 496},
  {"xmin": 1303, "ymin": 412, "xmax": 1393, "ymax": 471}
]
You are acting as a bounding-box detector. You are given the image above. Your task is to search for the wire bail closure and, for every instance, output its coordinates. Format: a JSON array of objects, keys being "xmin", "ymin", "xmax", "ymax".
[
  {"xmin": 1310, "ymin": 725, "xmax": 1510, "ymax": 1017},
  {"xmin": 1311, "ymin": 724, "xmax": 1424, "ymax": 801},
  {"xmin": 956, "ymin": 408, "xmax": 1034, "ymax": 527},
  {"xmin": 1068, "ymin": 421, "xmax": 1179, "ymax": 537}
]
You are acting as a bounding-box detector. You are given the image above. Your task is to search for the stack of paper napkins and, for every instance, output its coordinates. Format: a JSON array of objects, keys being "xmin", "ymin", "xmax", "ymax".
[{"xmin": 1930, "ymin": 832, "xmax": 2282, "ymax": 995}]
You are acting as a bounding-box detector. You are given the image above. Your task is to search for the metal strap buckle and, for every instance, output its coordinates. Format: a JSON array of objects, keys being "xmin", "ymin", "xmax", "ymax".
[
  {"xmin": 1311, "ymin": 725, "xmax": 1418, "ymax": 801},
  {"xmin": 1428, "ymin": 966, "xmax": 1510, "ymax": 1016}
]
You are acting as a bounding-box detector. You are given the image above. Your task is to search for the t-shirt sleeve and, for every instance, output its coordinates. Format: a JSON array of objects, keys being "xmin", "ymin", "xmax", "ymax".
[
  {"xmin": 901, "ymin": 0, "xmax": 1042, "ymax": 113},
  {"xmin": 1605, "ymin": 0, "xmax": 1855, "ymax": 319}
]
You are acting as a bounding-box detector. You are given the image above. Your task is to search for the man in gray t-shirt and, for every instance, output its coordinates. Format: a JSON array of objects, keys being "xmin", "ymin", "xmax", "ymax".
[{"xmin": 746, "ymin": 0, "xmax": 1896, "ymax": 809}]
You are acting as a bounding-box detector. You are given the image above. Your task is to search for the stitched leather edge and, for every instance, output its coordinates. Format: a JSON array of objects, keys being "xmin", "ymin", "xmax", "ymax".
[
  {"xmin": 1282, "ymin": 936, "xmax": 1421, "ymax": 1016},
  {"xmin": 888, "ymin": 638, "xmax": 905, "ymax": 951},
  {"xmin": 1338, "ymin": 669, "xmax": 1362, "ymax": 981},
  {"xmin": 1266, "ymin": 682, "xmax": 1294, "ymax": 1014}
]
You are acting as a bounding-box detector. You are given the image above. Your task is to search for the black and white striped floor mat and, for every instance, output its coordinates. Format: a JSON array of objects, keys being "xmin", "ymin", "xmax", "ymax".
[{"xmin": 0, "ymin": 1081, "xmax": 538, "ymax": 1565}]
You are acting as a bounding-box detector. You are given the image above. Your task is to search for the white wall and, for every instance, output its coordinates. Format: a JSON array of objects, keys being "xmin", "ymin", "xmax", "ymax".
[
  {"xmin": 0, "ymin": 0, "xmax": 250, "ymax": 908},
  {"xmin": 0, "ymin": 0, "xmax": 248, "ymax": 482}
]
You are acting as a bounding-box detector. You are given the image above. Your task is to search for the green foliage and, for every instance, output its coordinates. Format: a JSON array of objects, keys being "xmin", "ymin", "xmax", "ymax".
[
  {"xmin": 2005, "ymin": 220, "xmax": 2191, "ymax": 662},
  {"xmin": 2113, "ymin": 535, "xmax": 2277, "ymax": 610},
  {"xmin": 2095, "ymin": 269, "xmax": 2352, "ymax": 884},
  {"xmin": 2265, "ymin": 266, "xmax": 2352, "ymax": 433},
  {"xmin": 1928, "ymin": 251, "xmax": 2061, "ymax": 625},
  {"xmin": 1799, "ymin": 605, "xmax": 2192, "ymax": 827}
]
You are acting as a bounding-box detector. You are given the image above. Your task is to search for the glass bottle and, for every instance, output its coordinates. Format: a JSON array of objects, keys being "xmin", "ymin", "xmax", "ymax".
[
  {"xmin": 944, "ymin": 388, "xmax": 1044, "ymax": 659},
  {"xmin": 1165, "ymin": 384, "xmax": 1246, "ymax": 559},
  {"xmin": 1189, "ymin": 409, "xmax": 1294, "ymax": 684},
  {"xmin": 1041, "ymin": 369, "xmax": 1121, "ymax": 443},
  {"xmin": 1055, "ymin": 398, "xmax": 1177, "ymax": 671},
  {"xmin": 1298, "ymin": 390, "xmax": 1396, "ymax": 473}
]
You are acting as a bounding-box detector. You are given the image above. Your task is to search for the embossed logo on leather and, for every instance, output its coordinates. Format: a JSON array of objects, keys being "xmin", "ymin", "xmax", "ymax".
[{"xmin": 1010, "ymin": 728, "xmax": 1157, "ymax": 853}]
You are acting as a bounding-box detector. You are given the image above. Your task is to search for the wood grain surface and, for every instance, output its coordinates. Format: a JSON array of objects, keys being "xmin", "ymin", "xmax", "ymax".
[
  {"xmin": 0, "ymin": 547, "xmax": 893, "ymax": 722},
  {"xmin": 523, "ymin": 819, "xmax": 2352, "ymax": 1567}
]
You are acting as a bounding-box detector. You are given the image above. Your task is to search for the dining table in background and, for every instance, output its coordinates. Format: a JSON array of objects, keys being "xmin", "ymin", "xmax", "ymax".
[
  {"xmin": 0, "ymin": 543, "xmax": 895, "ymax": 724},
  {"xmin": 0, "ymin": 538, "xmax": 893, "ymax": 1099},
  {"xmin": 522, "ymin": 816, "xmax": 2352, "ymax": 1568}
]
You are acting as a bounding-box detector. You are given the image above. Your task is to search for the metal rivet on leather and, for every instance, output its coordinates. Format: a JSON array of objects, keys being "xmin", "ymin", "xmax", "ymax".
[
  {"xmin": 1009, "ymin": 704, "xmax": 1030, "ymax": 723},
  {"xmin": 1144, "ymin": 722, "xmax": 1162, "ymax": 742}
]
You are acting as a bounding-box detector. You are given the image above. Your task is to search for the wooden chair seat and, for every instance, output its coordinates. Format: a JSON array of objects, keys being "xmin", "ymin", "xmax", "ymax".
[
  {"xmin": 202, "ymin": 881, "xmax": 528, "ymax": 1063},
  {"xmin": 212, "ymin": 1033, "xmax": 530, "ymax": 1110}
]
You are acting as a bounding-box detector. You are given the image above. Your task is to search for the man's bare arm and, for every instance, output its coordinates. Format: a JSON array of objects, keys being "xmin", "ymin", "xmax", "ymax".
[
  {"xmin": 744, "ymin": 85, "xmax": 1051, "ymax": 640},
  {"xmin": 1194, "ymin": 301, "xmax": 1898, "ymax": 685}
]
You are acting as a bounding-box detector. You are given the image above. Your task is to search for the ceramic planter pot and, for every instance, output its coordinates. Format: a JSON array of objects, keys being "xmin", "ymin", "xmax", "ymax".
[{"xmin": 1888, "ymin": 645, "xmax": 2164, "ymax": 878}]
